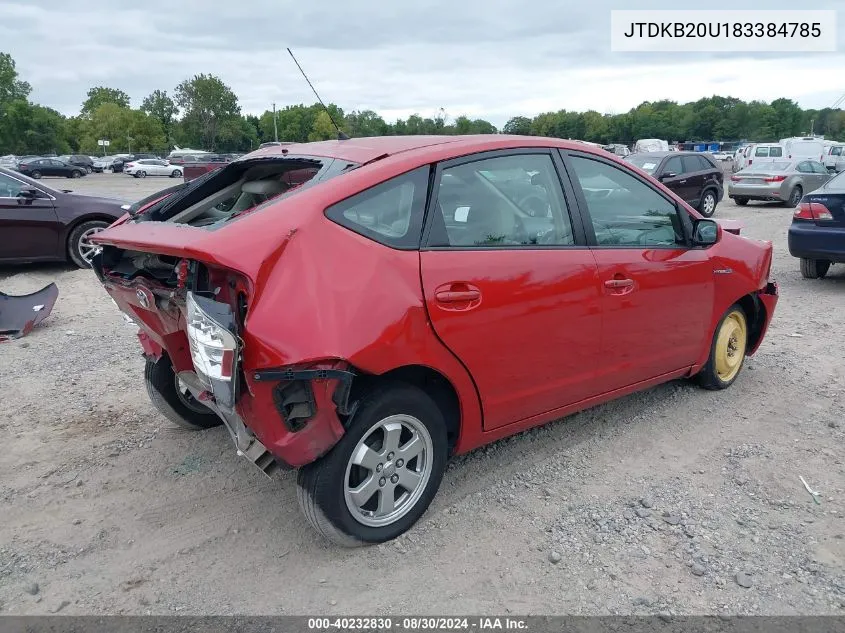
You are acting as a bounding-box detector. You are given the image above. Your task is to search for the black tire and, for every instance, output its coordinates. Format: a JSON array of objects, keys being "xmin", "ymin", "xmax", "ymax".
[
  {"xmin": 67, "ymin": 220, "xmax": 109, "ymax": 268},
  {"xmin": 30, "ymin": 170, "xmax": 42, "ymax": 179},
  {"xmin": 800, "ymin": 258, "xmax": 831, "ymax": 279},
  {"xmin": 697, "ymin": 304, "xmax": 748, "ymax": 391},
  {"xmin": 170, "ymin": 169, "xmax": 181, "ymax": 178},
  {"xmin": 735, "ymin": 197, "xmax": 749, "ymax": 206},
  {"xmin": 144, "ymin": 355, "xmax": 222, "ymax": 430},
  {"xmin": 137, "ymin": 170, "xmax": 146, "ymax": 179},
  {"xmin": 85, "ymin": 166, "xmax": 92, "ymax": 174},
  {"xmin": 296, "ymin": 382, "xmax": 448, "ymax": 547},
  {"xmin": 698, "ymin": 189, "xmax": 718, "ymax": 217},
  {"xmin": 787, "ymin": 186, "xmax": 802, "ymax": 207},
  {"xmin": 70, "ymin": 170, "xmax": 82, "ymax": 178}
]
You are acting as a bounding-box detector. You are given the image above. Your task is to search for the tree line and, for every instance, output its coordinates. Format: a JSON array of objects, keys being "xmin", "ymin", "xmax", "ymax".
[{"xmin": 1, "ymin": 51, "xmax": 843, "ymax": 157}]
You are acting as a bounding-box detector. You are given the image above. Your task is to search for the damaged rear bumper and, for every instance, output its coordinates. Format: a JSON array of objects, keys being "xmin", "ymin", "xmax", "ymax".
[
  {"xmin": 0, "ymin": 283, "xmax": 59, "ymax": 342},
  {"xmin": 177, "ymin": 364, "xmax": 353, "ymax": 474}
]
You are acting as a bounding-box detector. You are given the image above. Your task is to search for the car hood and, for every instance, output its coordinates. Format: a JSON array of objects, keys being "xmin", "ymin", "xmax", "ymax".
[{"xmin": 65, "ymin": 193, "xmax": 129, "ymax": 211}]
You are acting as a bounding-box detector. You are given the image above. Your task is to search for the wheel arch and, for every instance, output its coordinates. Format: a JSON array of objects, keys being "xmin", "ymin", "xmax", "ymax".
[
  {"xmin": 64, "ymin": 214, "xmax": 118, "ymax": 257},
  {"xmin": 735, "ymin": 292, "xmax": 767, "ymax": 355},
  {"xmin": 348, "ymin": 364, "xmax": 461, "ymax": 452}
]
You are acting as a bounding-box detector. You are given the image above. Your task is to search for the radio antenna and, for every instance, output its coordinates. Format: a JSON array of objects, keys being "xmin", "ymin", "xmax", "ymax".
[{"xmin": 286, "ymin": 48, "xmax": 349, "ymax": 140}]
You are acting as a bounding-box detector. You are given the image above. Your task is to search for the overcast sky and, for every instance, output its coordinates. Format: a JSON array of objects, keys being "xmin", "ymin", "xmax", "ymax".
[{"xmin": 2, "ymin": 0, "xmax": 844, "ymax": 127}]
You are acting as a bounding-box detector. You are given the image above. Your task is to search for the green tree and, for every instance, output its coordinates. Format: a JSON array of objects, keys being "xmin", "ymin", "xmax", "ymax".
[
  {"xmin": 346, "ymin": 110, "xmax": 388, "ymax": 137},
  {"xmin": 174, "ymin": 74, "xmax": 240, "ymax": 150},
  {"xmin": 140, "ymin": 89, "xmax": 177, "ymax": 146},
  {"xmin": 0, "ymin": 52, "xmax": 31, "ymax": 105},
  {"xmin": 81, "ymin": 86, "xmax": 130, "ymax": 116},
  {"xmin": 309, "ymin": 111, "xmax": 336, "ymax": 141},
  {"xmin": 503, "ymin": 116, "xmax": 532, "ymax": 135},
  {"xmin": 0, "ymin": 101, "xmax": 69, "ymax": 155},
  {"xmin": 769, "ymin": 98, "xmax": 803, "ymax": 139}
]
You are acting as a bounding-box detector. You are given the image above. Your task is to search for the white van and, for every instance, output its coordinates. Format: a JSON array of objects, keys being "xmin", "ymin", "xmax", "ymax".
[
  {"xmin": 633, "ymin": 139, "xmax": 669, "ymax": 153},
  {"xmin": 744, "ymin": 143, "xmax": 784, "ymax": 169},
  {"xmin": 732, "ymin": 145, "xmax": 754, "ymax": 171},
  {"xmin": 822, "ymin": 143, "xmax": 845, "ymax": 172},
  {"xmin": 780, "ymin": 137, "xmax": 825, "ymax": 161}
]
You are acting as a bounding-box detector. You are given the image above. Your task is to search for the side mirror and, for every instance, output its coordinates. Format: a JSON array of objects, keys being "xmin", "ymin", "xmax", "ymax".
[
  {"xmin": 17, "ymin": 187, "xmax": 37, "ymax": 199},
  {"xmin": 692, "ymin": 219, "xmax": 719, "ymax": 246}
]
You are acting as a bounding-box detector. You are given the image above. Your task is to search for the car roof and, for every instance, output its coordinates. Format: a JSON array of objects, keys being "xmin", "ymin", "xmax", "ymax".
[
  {"xmin": 247, "ymin": 134, "xmax": 626, "ymax": 164},
  {"xmin": 628, "ymin": 151, "xmax": 708, "ymax": 158}
]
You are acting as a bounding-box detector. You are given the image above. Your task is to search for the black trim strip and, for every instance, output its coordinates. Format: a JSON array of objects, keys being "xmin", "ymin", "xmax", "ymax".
[{"xmin": 252, "ymin": 368, "xmax": 355, "ymax": 382}]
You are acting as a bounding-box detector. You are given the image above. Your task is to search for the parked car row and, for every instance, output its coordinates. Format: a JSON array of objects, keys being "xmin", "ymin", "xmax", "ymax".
[{"xmin": 733, "ymin": 138, "xmax": 845, "ymax": 173}]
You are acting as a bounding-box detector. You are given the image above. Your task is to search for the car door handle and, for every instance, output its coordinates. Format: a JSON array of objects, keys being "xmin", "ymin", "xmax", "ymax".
[
  {"xmin": 604, "ymin": 279, "xmax": 634, "ymax": 289},
  {"xmin": 435, "ymin": 289, "xmax": 480, "ymax": 302},
  {"xmin": 679, "ymin": 179, "xmax": 687, "ymax": 184}
]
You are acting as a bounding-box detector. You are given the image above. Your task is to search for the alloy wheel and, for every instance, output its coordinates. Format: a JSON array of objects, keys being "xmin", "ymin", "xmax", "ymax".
[
  {"xmin": 343, "ymin": 414, "xmax": 433, "ymax": 527},
  {"xmin": 701, "ymin": 192, "xmax": 715, "ymax": 216},
  {"xmin": 77, "ymin": 226, "xmax": 105, "ymax": 263}
]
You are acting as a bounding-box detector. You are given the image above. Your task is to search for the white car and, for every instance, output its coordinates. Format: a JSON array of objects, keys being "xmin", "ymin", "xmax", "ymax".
[
  {"xmin": 124, "ymin": 159, "xmax": 183, "ymax": 178},
  {"xmin": 710, "ymin": 151, "xmax": 733, "ymax": 162}
]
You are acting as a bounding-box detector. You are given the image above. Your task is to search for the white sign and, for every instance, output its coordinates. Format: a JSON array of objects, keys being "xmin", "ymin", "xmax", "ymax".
[{"xmin": 97, "ymin": 139, "xmax": 111, "ymax": 147}]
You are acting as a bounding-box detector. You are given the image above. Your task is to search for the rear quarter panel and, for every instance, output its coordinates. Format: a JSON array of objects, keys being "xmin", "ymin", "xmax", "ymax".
[{"xmin": 238, "ymin": 216, "xmax": 484, "ymax": 450}]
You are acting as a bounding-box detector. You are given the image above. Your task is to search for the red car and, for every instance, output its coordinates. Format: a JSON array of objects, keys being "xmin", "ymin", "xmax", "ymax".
[{"xmin": 91, "ymin": 136, "xmax": 779, "ymax": 546}]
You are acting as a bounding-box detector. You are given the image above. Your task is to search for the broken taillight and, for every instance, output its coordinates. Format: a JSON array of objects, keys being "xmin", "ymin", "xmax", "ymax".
[
  {"xmin": 185, "ymin": 292, "xmax": 238, "ymax": 386},
  {"xmin": 794, "ymin": 201, "xmax": 833, "ymax": 221}
]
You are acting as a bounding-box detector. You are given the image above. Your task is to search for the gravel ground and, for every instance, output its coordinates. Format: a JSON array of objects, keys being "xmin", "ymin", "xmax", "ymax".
[{"xmin": 0, "ymin": 173, "xmax": 843, "ymax": 616}]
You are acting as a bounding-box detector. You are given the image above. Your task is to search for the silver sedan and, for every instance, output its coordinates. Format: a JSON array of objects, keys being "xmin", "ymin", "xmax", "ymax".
[{"xmin": 728, "ymin": 159, "xmax": 832, "ymax": 207}]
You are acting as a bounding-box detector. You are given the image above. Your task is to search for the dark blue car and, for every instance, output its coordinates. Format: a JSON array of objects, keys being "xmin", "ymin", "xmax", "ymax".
[{"xmin": 789, "ymin": 170, "xmax": 845, "ymax": 278}]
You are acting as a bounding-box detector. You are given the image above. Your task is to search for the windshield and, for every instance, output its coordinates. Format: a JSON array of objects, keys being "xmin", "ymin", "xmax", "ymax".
[
  {"xmin": 625, "ymin": 155, "xmax": 661, "ymax": 174},
  {"xmin": 763, "ymin": 161, "xmax": 792, "ymax": 172}
]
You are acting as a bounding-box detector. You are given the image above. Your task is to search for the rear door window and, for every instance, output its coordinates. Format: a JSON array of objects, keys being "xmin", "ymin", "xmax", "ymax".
[
  {"xmin": 427, "ymin": 153, "xmax": 575, "ymax": 247},
  {"xmin": 755, "ymin": 147, "xmax": 769, "ymax": 157},
  {"xmin": 325, "ymin": 167, "xmax": 429, "ymax": 249},
  {"xmin": 769, "ymin": 146, "xmax": 783, "ymax": 157},
  {"xmin": 695, "ymin": 155, "xmax": 714, "ymax": 170},
  {"xmin": 680, "ymin": 155, "xmax": 702, "ymax": 173}
]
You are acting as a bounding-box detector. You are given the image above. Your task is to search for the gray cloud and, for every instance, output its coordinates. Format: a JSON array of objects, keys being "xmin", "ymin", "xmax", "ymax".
[{"xmin": 2, "ymin": 0, "xmax": 843, "ymax": 127}]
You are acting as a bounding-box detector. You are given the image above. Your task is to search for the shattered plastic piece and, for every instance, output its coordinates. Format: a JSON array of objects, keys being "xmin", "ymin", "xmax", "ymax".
[
  {"xmin": 0, "ymin": 283, "xmax": 59, "ymax": 342},
  {"xmin": 799, "ymin": 475, "xmax": 821, "ymax": 505}
]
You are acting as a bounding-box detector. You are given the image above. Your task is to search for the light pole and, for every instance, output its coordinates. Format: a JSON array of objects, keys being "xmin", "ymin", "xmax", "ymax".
[{"xmin": 273, "ymin": 102, "xmax": 279, "ymax": 142}]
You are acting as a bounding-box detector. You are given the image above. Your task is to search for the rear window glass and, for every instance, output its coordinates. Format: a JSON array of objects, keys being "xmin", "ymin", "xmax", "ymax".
[
  {"xmin": 769, "ymin": 146, "xmax": 783, "ymax": 157},
  {"xmin": 624, "ymin": 155, "xmax": 660, "ymax": 174},
  {"xmin": 325, "ymin": 166, "xmax": 430, "ymax": 250},
  {"xmin": 767, "ymin": 162, "xmax": 792, "ymax": 171},
  {"xmin": 831, "ymin": 146, "xmax": 842, "ymax": 156}
]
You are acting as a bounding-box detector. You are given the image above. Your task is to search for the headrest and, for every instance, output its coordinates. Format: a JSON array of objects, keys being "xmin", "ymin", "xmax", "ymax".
[{"xmin": 242, "ymin": 179, "xmax": 285, "ymax": 196}]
